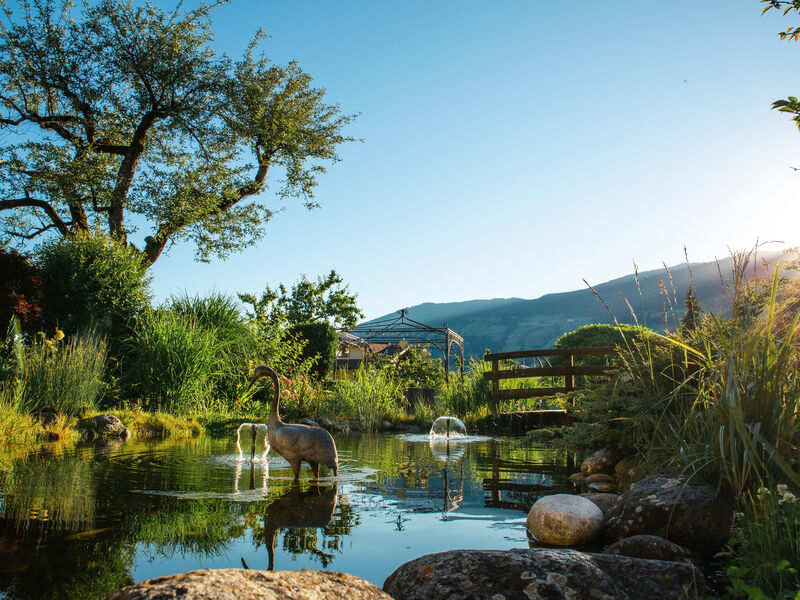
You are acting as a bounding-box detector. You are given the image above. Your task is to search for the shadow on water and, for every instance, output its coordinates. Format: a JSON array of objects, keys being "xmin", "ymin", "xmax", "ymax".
[{"xmin": 0, "ymin": 433, "xmax": 575, "ymax": 599}]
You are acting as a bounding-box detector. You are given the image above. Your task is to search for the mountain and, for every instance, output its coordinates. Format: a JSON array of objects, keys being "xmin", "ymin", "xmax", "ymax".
[{"xmin": 360, "ymin": 251, "xmax": 792, "ymax": 360}]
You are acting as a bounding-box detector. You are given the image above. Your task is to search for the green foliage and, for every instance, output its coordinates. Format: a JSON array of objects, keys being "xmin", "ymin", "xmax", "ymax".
[
  {"xmin": 370, "ymin": 346, "xmax": 447, "ymax": 390},
  {"xmin": 36, "ymin": 232, "xmax": 151, "ymax": 340},
  {"xmin": 0, "ymin": 0, "xmax": 356, "ymax": 265},
  {"xmin": 727, "ymin": 486, "xmax": 800, "ymax": 599},
  {"xmin": 122, "ymin": 309, "xmax": 224, "ymax": 414},
  {"xmin": 323, "ymin": 367, "xmax": 403, "ymax": 431},
  {"xmin": 239, "ymin": 270, "xmax": 364, "ymax": 329},
  {"xmin": 1, "ymin": 326, "xmax": 107, "ymax": 417},
  {"xmin": 680, "ymin": 285, "xmax": 703, "ymax": 332},
  {"xmin": 287, "ymin": 321, "xmax": 337, "ymax": 380},
  {"xmin": 553, "ymin": 323, "xmax": 657, "ymax": 360},
  {"xmin": 0, "ymin": 248, "xmax": 43, "ymax": 335}
]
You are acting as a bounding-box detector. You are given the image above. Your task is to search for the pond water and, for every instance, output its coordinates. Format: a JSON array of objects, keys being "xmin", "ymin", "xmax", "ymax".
[{"xmin": 0, "ymin": 433, "xmax": 577, "ymax": 599}]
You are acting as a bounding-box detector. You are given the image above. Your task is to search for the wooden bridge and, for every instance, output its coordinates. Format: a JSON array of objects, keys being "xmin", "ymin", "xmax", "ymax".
[{"xmin": 483, "ymin": 347, "xmax": 616, "ymax": 415}]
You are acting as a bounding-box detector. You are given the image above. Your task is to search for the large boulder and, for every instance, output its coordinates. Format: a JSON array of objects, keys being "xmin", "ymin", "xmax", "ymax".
[
  {"xmin": 615, "ymin": 456, "xmax": 645, "ymax": 491},
  {"xmin": 581, "ymin": 448, "xmax": 619, "ymax": 475},
  {"xmin": 604, "ymin": 534, "xmax": 692, "ymax": 563},
  {"xmin": 527, "ymin": 494, "xmax": 603, "ymax": 546},
  {"xmin": 579, "ymin": 492, "xmax": 620, "ymax": 516},
  {"xmin": 106, "ymin": 569, "xmax": 391, "ymax": 600},
  {"xmin": 78, "ymin": 414, "xmax": 131, "ymax": 440},
  {"xmin": 604, "ymin": 474, "xmax": 733, "ymax": 554},
  {"xmin": 383, "ymin": 548, "xmax": 705, "ymax": 600}
]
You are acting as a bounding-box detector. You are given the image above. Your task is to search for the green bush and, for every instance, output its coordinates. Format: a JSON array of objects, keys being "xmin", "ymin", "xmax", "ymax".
[
  {"xmin": 36, "ymin": 232, "xmax": 151, "ymax": 340},
  {"xmin": 122, "ymin": 309, "xmax": 223, "ymax": 414},
  {"xmin": 322, "ymin": 367, "xmax": 403, "ymax": 431},
  {"xmin": 2, "ymin": 326, "xmax": 107, "ymax": 417},
  {"xmin": 287, "ymin": 321, "xmax": 337, "ymax": 380}
]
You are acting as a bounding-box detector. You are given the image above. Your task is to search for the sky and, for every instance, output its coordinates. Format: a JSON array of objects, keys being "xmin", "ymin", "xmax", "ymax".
[{"xmin": 144, "ymin": 0, "xmax": 800, "ymax": 320}]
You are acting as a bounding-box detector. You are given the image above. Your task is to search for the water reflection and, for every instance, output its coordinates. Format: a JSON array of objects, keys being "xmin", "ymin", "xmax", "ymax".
[
  {"xmin": 261, "ymin": 482, "xmax": 338, "ymax": 570},
  {"xmin": 0, "ymin": 434, "xmax": 575, "ymax": 599}
]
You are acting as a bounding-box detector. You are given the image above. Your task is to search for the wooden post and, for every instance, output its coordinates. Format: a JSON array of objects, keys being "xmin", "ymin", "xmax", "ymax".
[
  {"xmin": 491, "ymin": 358, "xmax": 501, "ymax": 415},
  {"xmin": 564, "ymin": 352, "xmax": 575, "ymax": 406}
]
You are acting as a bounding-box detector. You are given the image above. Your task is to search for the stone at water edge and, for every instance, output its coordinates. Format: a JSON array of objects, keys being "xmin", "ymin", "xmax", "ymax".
[
  {"xmin": 382, "ymin": 548, "xmax": 705, "ymax": 600},
  {"xmin": 579, "ymin": 492, "xmax": 620, "ymax": 516},
  {"xmin": 78, "ymin": 414, "xmax": 131, "ymax": 440},
  {"xmin": 603, "ymin": 474, "xmax": 734, "ymax": 554},
  {"xmin": 581, "ymin": 448, "xmax": 620, "ymax": 475},
  {"xmin": 527, "ymin": 493, "xmax": 603, "ymax": 546},
  {"xmin": 604, "ymin": 534, "xmax": 693, "ymax": 563},
  {"xmin": 567, "ymin": 472, "xmax": 587, "ymax": 487},
  {"xmin": 106, "ymin": 568, "xmax": 392, "ymax": 600}
]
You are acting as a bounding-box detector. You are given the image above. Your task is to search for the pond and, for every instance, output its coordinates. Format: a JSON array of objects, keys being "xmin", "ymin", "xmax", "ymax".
[{"xmin": 0, "ymin": 432, "xmax": 577, "ymax": 599}]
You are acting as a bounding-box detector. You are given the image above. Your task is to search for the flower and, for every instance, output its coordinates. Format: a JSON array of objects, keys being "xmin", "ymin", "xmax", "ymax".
[
  {"xmin": 53, "ymin": 329, "xmax": 64, "ymax": 341},
  {"xmin": 779, "ymin": 491, "xmax": 797, "ymax": 506},
  {"xmin": 777, "ymin": 484, "xmax": 789, "ymax": 495},
  {"xmin": 44, "ymin": 339, "xmax": 53, "ymax": 348}
]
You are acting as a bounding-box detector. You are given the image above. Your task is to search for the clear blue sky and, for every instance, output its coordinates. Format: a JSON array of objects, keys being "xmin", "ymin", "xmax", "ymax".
[{"xmin": 147, "ymin": 0, "xmax": 800, "ymax": 320}]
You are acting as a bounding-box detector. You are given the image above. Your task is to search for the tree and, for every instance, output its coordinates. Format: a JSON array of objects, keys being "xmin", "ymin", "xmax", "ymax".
[
  {"xmin": 0, "ymin": 0, "xmax": 355, "ymax": 265},
  {"xmin": 762, "ymin": 1, "xmax": 800, "ymax": 127},
  {"xmin": 239, "ymin": 270, "xmax": 365, "ymax": 329},
  {"xmin": 680, "ymin": 286, "xmax": 703, "ymax": 331}
]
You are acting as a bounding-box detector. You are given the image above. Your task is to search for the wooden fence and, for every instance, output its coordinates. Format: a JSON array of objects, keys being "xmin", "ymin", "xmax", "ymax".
[{"xmin": 483, "ymin": 347, "xmax": 616, "ymax": 414}]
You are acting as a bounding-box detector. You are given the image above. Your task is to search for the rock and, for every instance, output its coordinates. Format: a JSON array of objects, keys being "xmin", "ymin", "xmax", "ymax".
[
  {"xmin": 567, "ymin": 472, "xmax": 587, "ymax": 487},
  {"xmin": 604, "ymin": 474, "xmax": 733, "ymax": 554},
  {"xmin": 581, "ymin": 448, "xmax": 619, "ymax": 475},
  {"xmin": 580, "ymin": 493, "xmax": 620, "ymax": 516},
  {"xmin": 587, "ymin": 481, "xmax": 617, "ymax": 493},
  {"xmin": 107, "ymin": 568, "xmax": 391, "ymax": 600},
  {"xmin": 301, "ymin": 418, "xmax": 319, "ymax": 427},
  {"xmin": 615, "ymin": 456, "xmax": 645, "ymax": 491},
  {"xmin": 35, "ymin": 411, "xmax": 59, "ymax": 428},
  {"xmin": 383, "ymin": 548, "xmax": 705, "ymax": 600},
  {"xmin": 604, "ymin": 535, "xmax": 693, "ymax": 563},
  {"xmin": 316, "ymin": 417, "xmax": 337, "ymax": 432},
  {"xmin": 78, "ymin": 414, "xmax": 131, "ymax": 440},
  {"xmin": 380, "ymin": 420, "xmax": 393, "ymax": 432},
  {"xmin": 586, "ymin": 473, "xmax": 615, "ymax": 484},
  {"xmin": 405, "ymin": 424, "xmax": 421, "ymax": 434},
  {"xmin": 527, "ymin": 493, "xmax": 604, "ymax": 546}
]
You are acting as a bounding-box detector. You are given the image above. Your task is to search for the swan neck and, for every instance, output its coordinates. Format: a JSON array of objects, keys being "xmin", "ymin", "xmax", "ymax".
[{"xmin": 266, "ymin": 369, "xmax": 281, "ymax": 422}]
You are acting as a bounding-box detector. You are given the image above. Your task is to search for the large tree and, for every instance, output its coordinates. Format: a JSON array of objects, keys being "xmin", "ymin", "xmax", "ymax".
[
  {"xmin": 0, "ymin": 0, "xmax": 355, "ymax": 265},
  {"xmin": 763, "ymin": 1, "xmax": 800, "ymax": 126}
]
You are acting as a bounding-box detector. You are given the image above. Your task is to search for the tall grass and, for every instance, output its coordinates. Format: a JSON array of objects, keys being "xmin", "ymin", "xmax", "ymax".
[
  {"xmin": 123, "ymin": 309, "xmax": 223, "ymax": 414},
  {"xmin": 5, "ymin": 329, "xmax": 107, "ymax": 417},
  {"xmin": 323, "ymin": 367, "xmax": 404, "ymax": 431}
]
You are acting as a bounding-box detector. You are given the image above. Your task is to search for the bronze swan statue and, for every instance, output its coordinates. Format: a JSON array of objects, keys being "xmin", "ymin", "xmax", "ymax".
[{"xmin": 247, "ymin": 365, "xmax": 338, "ymax": 479}]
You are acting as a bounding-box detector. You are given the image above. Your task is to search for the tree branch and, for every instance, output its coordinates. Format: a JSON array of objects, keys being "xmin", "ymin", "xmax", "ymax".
[{"xmin": 0, "ymin": 195, "xmax": 71, "ymax": 236}]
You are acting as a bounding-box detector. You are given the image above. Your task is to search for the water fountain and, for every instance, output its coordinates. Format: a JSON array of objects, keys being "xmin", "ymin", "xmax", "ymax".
[
  {"xmin": 429, "ymin": 416, "xmax": 467, "ymax": 439},
  {"xmin": 236, "ymin": 423, "xmax": 270, "ymax": 461}
]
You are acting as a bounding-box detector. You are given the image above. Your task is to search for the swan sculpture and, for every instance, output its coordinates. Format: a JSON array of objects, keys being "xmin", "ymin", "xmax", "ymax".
[{"xmin": 247, "ymin": 365, "xmax": 338, "ymax": 479}]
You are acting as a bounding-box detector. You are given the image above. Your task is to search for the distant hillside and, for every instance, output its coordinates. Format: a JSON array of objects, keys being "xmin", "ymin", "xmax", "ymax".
[{"xmin": 361, "ymin": 251, "xmax": 792, "ymax": 360}]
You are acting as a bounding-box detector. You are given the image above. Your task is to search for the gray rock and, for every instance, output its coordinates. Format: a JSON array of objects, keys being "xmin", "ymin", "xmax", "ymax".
[
  {"xmin": 585, "ymin": 473, "xmax": 616, "ymax": 484},
  {"xmin": 567, "ymin": 472, "xmax": 587, "ymax": 486},
  {"xmin": 380, "ymin": 420, "xmax": 394, "ymax": 431},
  {"xmin": 35, "ymin": 411, "xmax": 59, "ymax": 428},
  {"xmin": 581, "ymin": 448, "xmax": 620, "ymax": 475},
  {"xmin": 383, "ymin": 548, "xmax": 705, "ymax": 600},
  {"xmin": 615, "ymin": 456, "xmax": 645, "ymax": 491},
  {"xmin": 316, "ymin": 417, "xmax": 338, "ymax": 432},
  {"xmin": 587, "ymin": 480, "xmax": 618, "ymax": 493},
  {"xmin": 107, "ymin": 568, "xmax": 391, "ymax": 600},
  {"xmin": 580, "ymin": 492, "xmax": 620, "ymax": 516},
  {"xmin": 300, "ymin": 418, "xmax": 320, "ymax": 427},
  {"xmin": 527, "ymin": 493, "xmax": 604, "ymax": 546},
  {"xmin": 405, "ymin": 424, "xmax": 421, "ymax": 434},
  {"xmin": 78, "ymin": 414, "xmax": 131, "ymax": 440},
  {"xmin": 604, "ymin": 474, "xmax": 733, "ymax": 554},
  {"xmin": 604, "ymin": 535, "xmax": 692, "ymax": 563}
]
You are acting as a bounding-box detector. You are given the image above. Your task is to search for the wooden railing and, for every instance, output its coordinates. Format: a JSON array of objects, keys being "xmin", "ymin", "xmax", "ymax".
[{"xmin": 483, "ymin": 347, "xmax": 616, "ymax": 414}]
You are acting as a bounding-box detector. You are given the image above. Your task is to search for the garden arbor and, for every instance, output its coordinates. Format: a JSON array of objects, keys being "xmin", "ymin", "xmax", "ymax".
[{"xmin": 343, "ymin": 309, "xmax": 465, "ymax": 382}]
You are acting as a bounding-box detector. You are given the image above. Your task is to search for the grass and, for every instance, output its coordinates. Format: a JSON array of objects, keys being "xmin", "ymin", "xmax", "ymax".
[{"xmin": 112, "ymin": 408, "xmax": 205, "ymax": 439}]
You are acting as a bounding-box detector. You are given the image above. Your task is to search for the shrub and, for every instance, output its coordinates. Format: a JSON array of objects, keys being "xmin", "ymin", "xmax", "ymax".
[
  {"xmin": 3, "ymin": 327, "xmax": 107, "ymax": 417},
  {"xmin": 322, "ymin": 367, "xmax": 403, "ymax": 430},
  {"xmin": 0, "ymin": 249, "xmax": 43, "ymax": 336},
  {"xmin": 122, "ymin": 309, "xmax": 222, "ymax": 414},
  {"xmin": 36, "ymin": 232, "xmax": 151, "ymax": 340},
  {"xmin": 287, "ymin": 321, "xmax": 337, "ymax": 380}
]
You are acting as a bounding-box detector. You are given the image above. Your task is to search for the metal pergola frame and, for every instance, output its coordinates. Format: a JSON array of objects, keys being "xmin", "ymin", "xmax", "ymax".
[{"xmin": 340, "ymin": 309, "xmax": 464, "ymax": 382}]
